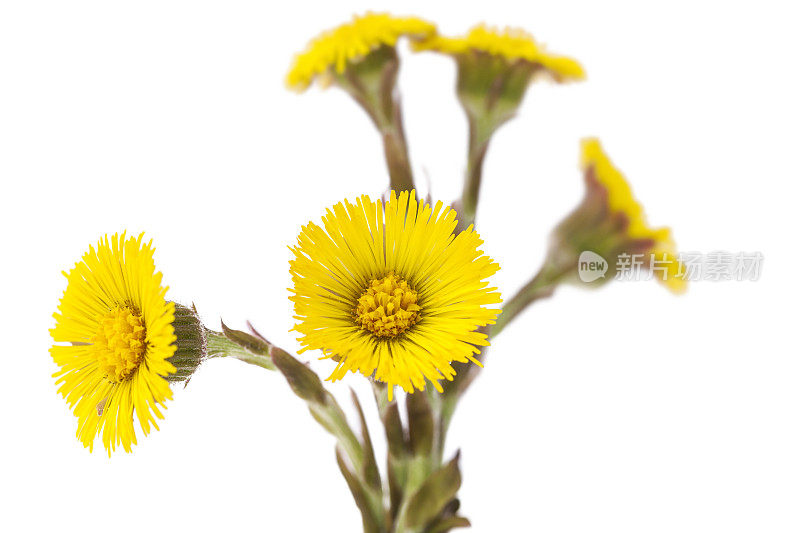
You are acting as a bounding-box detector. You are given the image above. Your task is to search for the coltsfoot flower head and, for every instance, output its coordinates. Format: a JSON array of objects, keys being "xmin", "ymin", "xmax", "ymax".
[
  {"xmin": 50, "ymin": 232, "xmax": 207, "ymax": 454},
  {"xmin": 415, "ymin": 24, "xmax": 585, "ymax": 81},
  {"xmin": 290, "ymin": 191, "xmax": 502, "ymax": 398},
  {"xmin": 552, "ymin": 139, "xmax": 687, "ymax": 293},
  {"xmin": 286, "ymin": 12, "xmax": 435, "ymax": 193},
  {"xmin": 286, "ymin": 12, "xmax": 436, "ymax": 91},
  {"xmin": 414, "ymin": 24, "xmax": 584, "ymax": 125}
]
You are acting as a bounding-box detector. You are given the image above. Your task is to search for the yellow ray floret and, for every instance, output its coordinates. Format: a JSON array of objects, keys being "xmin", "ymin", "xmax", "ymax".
[
  {"xmin": 50, "ymin": 232, "xmax": 177, "ymax": 453},
  {"xmin": 581, "ymin": 138, "xmax": 687, "ymax": 293},
  {"xmin": 414, "ymin": 24, "xmax": 585, "ymax": 81},
  {"xmin": 286, "ymin": 12, "xmax": 436, "ymax": 91},
  {"xmin": 289, "ymin": 190, "xmax": 502, "ymax": 398}
]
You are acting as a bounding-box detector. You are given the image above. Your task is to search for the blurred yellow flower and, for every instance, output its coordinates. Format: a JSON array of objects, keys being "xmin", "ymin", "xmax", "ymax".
[
  {"xmin": 580, "ymin": 138, "xmax": 686, "ymax": 293},
  {"xmin": 286, "ymin": 12, "xmax": 436, "ymax": 91},
  {"xmin": 50, "ymin": 233, "xmax": 177, "ymax": 453},
  {"xmin": 414, "ymin": 24, "xmax": 585, "ymax": 82},
  {"xmin": 290, "ymin": 191, "xmax": 502, "ymax": 398}
]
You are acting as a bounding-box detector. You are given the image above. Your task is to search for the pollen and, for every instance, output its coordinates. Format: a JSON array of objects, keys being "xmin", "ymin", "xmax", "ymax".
[
  {"xmin": 355, "ymin": 272, "xmax": 421, "ymax": 337},
  {"xmin": 91, "ymin": 306, "xmax": 147, "ymax": 382}
]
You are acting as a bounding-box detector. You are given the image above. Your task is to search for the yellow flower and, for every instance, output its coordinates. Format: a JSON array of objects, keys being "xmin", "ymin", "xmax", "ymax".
[
  {"xmin": 290, "ymin": 191, "xmax": 502, "ymax": 399},
  {"xmin": 580, "ymin": 138, "xmax": 686, "ymax": 293},
  {"xmin": 50, "ymin": 232, "xmax": 177, "ymax": 453},
  {"xmin": 498, "ymin": 140, "xmax": 685, "ymax": 335},
  {"xmin": 286, "ymin": 12, "xmax": 436, "ymax": 91},
  {"xmin": 414, "ymin": 24, "xmax": 585, "ymax": 82}
]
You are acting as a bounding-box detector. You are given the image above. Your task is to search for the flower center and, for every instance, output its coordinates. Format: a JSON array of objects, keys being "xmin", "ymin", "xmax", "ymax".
[
  {"xmin": 91, "ymin": 306, "xmax": 147, "ymax": 382},
  {"xmin": 355, "ymin": 273, "xmax": 421, "ymax": 338}
]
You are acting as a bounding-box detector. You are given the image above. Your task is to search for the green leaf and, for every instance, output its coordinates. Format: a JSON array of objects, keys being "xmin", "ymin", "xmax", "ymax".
[
  {"xmin": 335, "ymin": 447, "xmax": 382, "ymax": 533},
  {"xmin": 372, "ymin": 381, "xmax": 409, "ymax": 458},
  {"xmin": 403, "ymin": 452, "xmax": 463, "ymax": 530},
  {"xmin": 351, "ymin": 388, "xmax": 382, "ymax": 492},
  {"xmin": 387, "ymin": 455, "xmax": 405, "ymax": 521},
  {"xmin": 220, "ymin": 320, "xmax": 271, "ymax": 355},
  {"xmin": 270, "ymin": 347, "xmax": 327, "ymax": 404},
  {"xmin": 426, "ymin": 516, "xmax": 471, "ymax": 533},
  {"xmin": 385, "ymin": 399, "xmax": 409, "ymax": 458},
  {"xmin": 372, "ymin": 383, "xmax": 408, "ymax": 520}
]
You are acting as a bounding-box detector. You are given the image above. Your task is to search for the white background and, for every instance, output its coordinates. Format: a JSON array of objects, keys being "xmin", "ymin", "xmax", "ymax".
[{"xmin": 1, "ymin": 1, "xmax": 799, "ymax": 531}]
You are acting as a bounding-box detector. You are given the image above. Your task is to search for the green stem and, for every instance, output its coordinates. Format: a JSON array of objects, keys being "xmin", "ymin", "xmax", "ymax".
[
  {"xmin": 206, "ymin": 331, "xmax": 275, "ymax": 370},
  {"xmin": 368, "ymin": 87, "xmax": 413, "ymax": 193},
  {"xmin": 338, "ymin": 54, "xmax": 415, "ymax": 194},
  {"xmin": 431, "ymin": 260, "xmax": 572, "ymax": 472},
  {"xmin": 459, "ymin": 114, "xmax": 497, "ymax": 228},
  {"xmin": 380, "ymin": 111, "xmax": 415, "ymax": 193},
  {"xmin": 492, "ymin": 261, "xmax": 571, "ymax": 337},
  {"xmin": 371, "ymin": 381, "xmax": 409, "ymax": 523},
  {"xmin": 433, "ymin": 394, "xmax": 456, "ymax": 465}
]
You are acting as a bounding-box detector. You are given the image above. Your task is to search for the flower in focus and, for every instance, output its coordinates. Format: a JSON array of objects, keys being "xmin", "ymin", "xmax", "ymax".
[
  {"xmin": 290, "ymin": 190, "xmax": 502, "ymax": 398},
  {"xmin": 414, "ymin": 24, "xmax": 584, "ymax": 224},
  {"xmin": 552, "ymin": 139, "xmax": 687, "ymax": 293},
  {"xmin": 286, "ymin": 12, "xmax": 436, "ymax": 192},
  {"xmin": 50, "ymin": 233, "xmax": 185, "ymax": 453}
]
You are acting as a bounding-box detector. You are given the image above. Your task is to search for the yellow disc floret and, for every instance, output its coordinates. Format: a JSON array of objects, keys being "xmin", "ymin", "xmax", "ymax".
[
  {"xmin": 355, "ymin": 273, "xmax": 421, "ymax": 337},
  {"xmin": 91, "ymin": 306, "xmax": 147, "ymax": 382}
]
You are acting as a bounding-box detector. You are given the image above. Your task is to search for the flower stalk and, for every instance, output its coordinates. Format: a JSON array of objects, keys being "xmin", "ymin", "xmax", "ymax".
[
  {"xmin": 455, "ymin": 59, "xmax": 536, "ymax": 228},
  {"xmin": 459, "ymin": 112, "xmax": 501, "ymax": 227},
  {"xmin": 206, "ymin": 329, "xmax": 275, "ymax": 371},
  {"xmin": 491, "ymin": 257, "xmax": 573, "ymax": 337},
  {"xmin": 335, "ymin": 45, "xmax": 415, "ymax": 192},
  {"xmin": 414, "ymin": 25, "xmax": 585, "ymax": 228}
]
